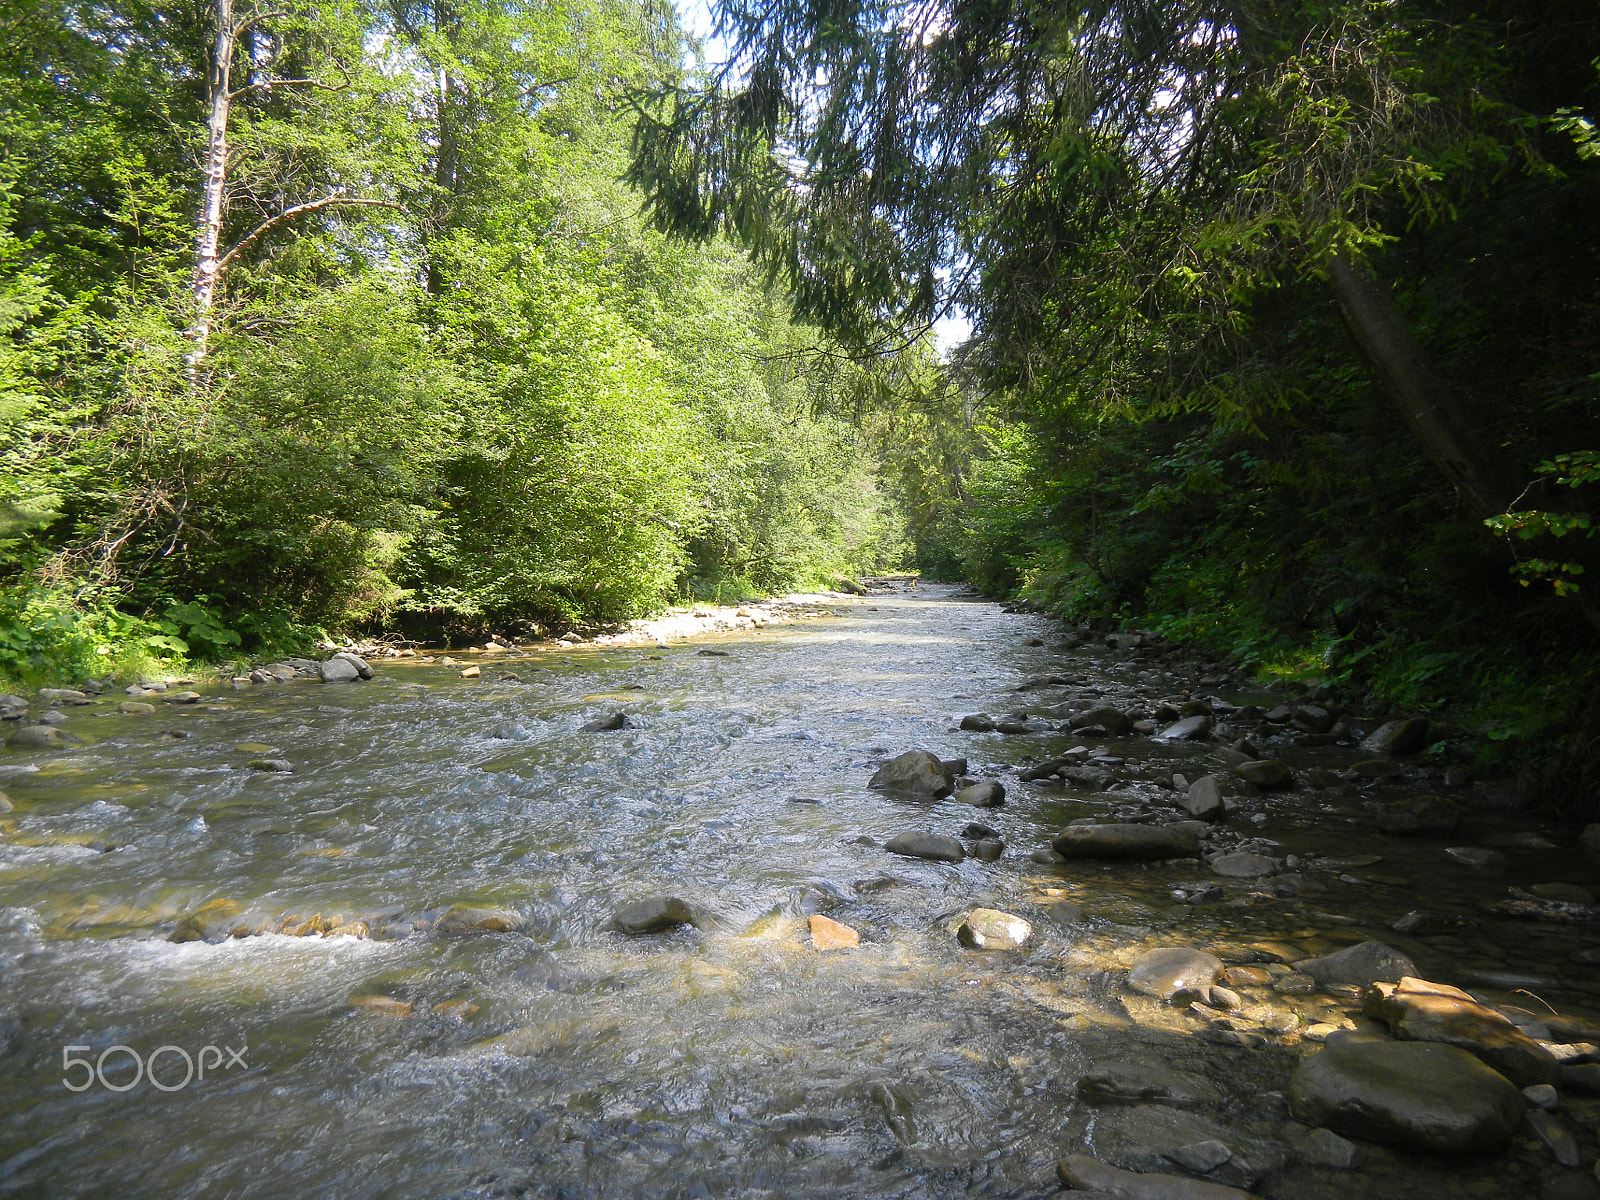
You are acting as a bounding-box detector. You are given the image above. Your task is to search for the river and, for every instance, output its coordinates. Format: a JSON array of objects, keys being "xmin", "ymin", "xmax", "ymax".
[{"xmin": 0, "ymin": 584, "xmax": 1594, "ymax": 1198}]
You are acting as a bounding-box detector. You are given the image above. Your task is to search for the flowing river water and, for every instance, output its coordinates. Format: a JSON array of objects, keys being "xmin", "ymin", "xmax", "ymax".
[{"xmin": 0, "ymin": 584, "xmax": 1596, "ymax": 1199}]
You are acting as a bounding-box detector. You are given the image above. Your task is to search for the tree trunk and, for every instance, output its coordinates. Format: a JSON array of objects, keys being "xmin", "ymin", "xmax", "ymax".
[
  {"xmin": 188, "ymin": 0, "xmax": 235, "ymax": 380},
  {"xmin": 1322, "ymin": 249, "xmax": 1509, "ymax": 516}
]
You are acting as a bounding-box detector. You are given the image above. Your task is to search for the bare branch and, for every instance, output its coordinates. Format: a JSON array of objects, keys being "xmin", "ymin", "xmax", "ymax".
[
  {"xmin": 230, "ymin": 63, "xmax": 353, "ymax": 100},
  {"xmin": 216, "ymin": 195, "xmax": 404, "ymax": 276}
]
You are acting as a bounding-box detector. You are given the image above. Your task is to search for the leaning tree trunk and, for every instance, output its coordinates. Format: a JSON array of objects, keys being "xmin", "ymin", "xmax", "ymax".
[
  {"xmin": 1322, "ymin": 249, "xmax": 1510, "ymax": 517},
  {"xmin": 188, "ymin": 0, "xmax": 235, "ymax": 381}
]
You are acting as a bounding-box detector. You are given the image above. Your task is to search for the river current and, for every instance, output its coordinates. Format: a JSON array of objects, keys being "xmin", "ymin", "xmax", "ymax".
[{"xmin": 0, "ymin": 585, "xmax": 1594, "ymax": 1198}]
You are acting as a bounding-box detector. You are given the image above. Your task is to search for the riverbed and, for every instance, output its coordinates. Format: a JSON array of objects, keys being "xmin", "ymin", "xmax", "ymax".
[{"xmin": 0, "ymin": 584, "xmax": 1596, "ymax": 1198}]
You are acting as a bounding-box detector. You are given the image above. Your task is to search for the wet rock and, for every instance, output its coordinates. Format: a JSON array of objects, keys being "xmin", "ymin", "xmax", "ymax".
[
  {"xmin": 246, "ymin": 758, "xmax": 293, "ymax": 772},
  {"xmin": 1363, "ymin": 977, "xmax": 1561, "ymax": 1087},
  {"xmin": 0, "ymin": 791, "xmax": 10, "ymax": 813},
  {"xmin": 867, "ymin": 750, "xmax": 953, "ymax": 798},
  {"xmin": 884, "ymin": 831, "xmax": 964, "ymax": 863},
  {"xmin": 696, "ymin": 648, "xmax": 731, "ymax": 657},
  {"xmin": 1291, "ymin": 1126, "xmax": 1361, "ymax": 1169},
  {"xmin": 1581, "ymin": 823, "xmax": 1600, "ymax": 856},
  {"xmin": 459, "ymin": 665, "xmax": 481, "ymax": 679},
  {"xmin": 1222, "ymin": 966, "xmax": 1273, "ymax": 988},
  {"xmin": 349, "ymin": 995, "xmax": 414, "ymax": 1017},
  {"xmin": 1291, "ymin": 705, "xmax": 1336, "ymax": 734},
  {"xmin": 38, "ymin": 710, "xmax": 67, "ymax": 726},
  {"xmin": 1077, "ymin": 1062, "xmax": 1223, "ymax": 1109},
  {"xmin": 1272, "ymin": 972, "xmax": 1317, "ymax": 995},
  {"xmin": 958, "ymin": 713, "xmax": 995, "ymax": 731},
  {"xmin": 807, "ymin": 913, "xmax": 859, "ymax": 950},
  {"xmin": 1049, "ymin": 899, "xmax": 1086, "ymax": 926},
  {"xmin": 38, "ymin": 688, "xmax": 92, "ymax": 705},
  {"xmin": 1156, "ymin": 716, "xmax": 1213, "ymax": 741},
  {"xmin": 1165, "ymin": 1140, "xmax": 1233, "ymax": 1175},
  {"xmin": 612, "ymin": 896, "xmax": 695, "ymax": 934},
  {"xmin": 1526, "ymin": 1109, "xmax": 1583, "ymax": 1167},
  {"xmin": 1360, "ymin": 718, "xmax": 1430, "ymax": 755},
  {"xmin": 319, "ymin": 657, "xmax": 361, "ymax": 683},
  {"xmin": 1068, "ymin": 706, "xmax": 1134, "ymax": 736},
  {"xmin": 435, "ymin": 906, "xmax": 521, "ymax": 933},
  {"xmin": 1289, "ymin": 1035, "xmax": 1523, "ymax": 1153},
  {"xmin": 1056, "ymin": 1154, "xmax": 1255, "ymax": 1200},
  {"xmin": 1297, "ymin": 940, "xmax": 1416, "ymax": 990},
  {"xmin": 579, "ymin": 711, "xmax": 631, "ymax": 732},
  {"xmin": 955, "ymin": 780, "xmax": 1005, "ymax": 808},
  {"xmin": 1524, "ymin": 1084, "xmax": 1560, "ymax": 1110},
  {"xmin": 1128, "ymin": 947, "xmax": 1225, "ymax": 999},
  {"xmin": 1560, "ymin": 1063, "xmax": 1600, "ymax": 1094},
  {"xmin": 1053, "ymin": 823, "xmax": 1201, "ymax": 860},
  {"xmin": 5, "ymin": 725, "xmax": 81, "ymax": 748},
  {"xmin": 971, "ymin": 839, "xmax": 1004, "ymax": 861},
  {"xmin": 119, "ymin": 700, "xmax": 156, "ymax": 715},
  {"xmin": 957, "ymin": 907, "xmax": 1031, "ymax": 949},
  {"xmin": 1180, "ymin": 776, "xmax": 1226, "ymax": 822},
  {"xmin": 1233, "ymin": 760, "xmax": 1291, "ymax": 789},
  {"xmin": 960, "ymin": 821, "xmax": 998, "ymax": 839},
  {"xmin": 1210, "ymin": 853, "xmax": 1277, "ymax": 878},
  {"xmin": 939, "ymin": 757, "xmax": 968, "ymax": 776}
]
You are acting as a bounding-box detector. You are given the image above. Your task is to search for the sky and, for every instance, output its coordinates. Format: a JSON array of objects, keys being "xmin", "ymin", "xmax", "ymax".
[{"xmin": 673, "ymin": 0, "xmax": 973, "ymax": 356}]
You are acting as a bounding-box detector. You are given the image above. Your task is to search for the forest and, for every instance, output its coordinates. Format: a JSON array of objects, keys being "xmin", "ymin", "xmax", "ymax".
[{"xmin": 2, "ymin": 0, "xmax": 1599, "ymax": 812}]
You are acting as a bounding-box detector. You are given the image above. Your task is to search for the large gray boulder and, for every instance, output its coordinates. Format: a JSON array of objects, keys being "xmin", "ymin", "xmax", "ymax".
[
  {"xmin": 884, "ymin": 831, "xmax": 965, "ymax": 862},
  {"xmin": 954, "ymin": 781, "xmax": 1005, "ymax": 808},
  {"xmin": 6, "ymin": 725, "xmax": 81, "ymax": 748},
  {"xmin": 1127, "ymin": 947, "xmax": 1224, "ymax": 999},
  {"xmin": 1052, "ymin": 823, "xmax": 1200, "ymax": 860},
  {"xmin": 1180, "ymin": 776, "xmax": 1226, "ymax": 821},
  {"xmin": 1289, "ymin": 1036, "xmax": 1523, "ymax": 1153},
  {"xmin": 1360, "ymin": 718, "xmax": 1429, "ymax": 755},
  {"xmin": 319, "ymin": 657, "xmax": 361, "ymax": 683},
  {"xmin": 1297, "ymin": 940, "xmax": 1415, "ymax": 990},
  {"xmin": 868, "ymin": 750, "xmax": 953, "ymax": 798},
  {"xmin": 332, "ymin": 651, "xmax": 374, "ymax": 680},
  {"xmin": 1363, "ymin": 977, "xmax": 1561, "ymax": 1087}
]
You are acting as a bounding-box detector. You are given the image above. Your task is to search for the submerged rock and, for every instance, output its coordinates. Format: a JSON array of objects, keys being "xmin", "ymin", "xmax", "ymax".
[
  {"xmin": 807, "ymin": 913, "xmax": 859, "ymax": 950},
  {"xmin": 1127, "ymin": 947, "xmax": 1224, "ymax": 999},
  {"xmin": 1076, "ymin": 1061, "xmax": 1222, "ymax": 1108},
  {"xmin": 884, "ymin": 831, "xmax": 964, "ymax": 863},
  {"xmin": 435, "ymin": 906, "xmax": 521, "ymax": 933},
  {"xmin": 1289, "ymin": 1036, "xmax": 1523, "ymax": 1154},
  {"xmin": 6, "ymin": 725, "xmax": 81, "ymax": 748},
  {"xmin": 1052, "ymin": 823, "xmax": 1201, "ymax": 860},
  {"xmin": 612, "ymin": 896, "xmax": 695, "ymax": 934},
  {"xmin": 579, "ymin": 711, "xmax": 631, "ymax": 732},
  {"xmin": 1377, "ymin": 795, "xmax": 1461, "ymax": 836},
  {"xmin": 957, "ymin": 907, "xmax": 1031, "ymax": 949},
  {"xmin": 1297, "ymin": 940, "xmax": 1416, "ymax": 989},
  {"xmin": 867, "ymin": 750, "xmax": 953, "ymax": 798}
]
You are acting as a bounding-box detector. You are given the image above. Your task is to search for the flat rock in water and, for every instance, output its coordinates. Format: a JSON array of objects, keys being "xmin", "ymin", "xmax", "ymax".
[
  {"xmin": 1180, "ymin": 775, "xmax": 1226, "ymax": 821},
  {"xmin": 807, "ymin": 913, "xmax": 859, "ymax": 950},
  {"xmin": 580, "ymin": 711, "xmax": 630, "ymax": 732},
  {"xmin": 1156, "ymin": 715, "xmax": 1212, "ymax": 741},
  {"xmin": 1127, "ymin": 947, "xmax": 1225, "ymax": 999},
  {"xmin": 1376, "ymin": 795, "xmax": 1461, "ymax": 836},
  {"xmin": 1076, "ymin": 1062, "xmax": 1222, "ymax": 1109},
  {"xmin": 1289, "ymin": 1036, "xmax": 1523, "ymax": 1154},
  {"xmin": 1360, "ymin": 718, "xmax": 1429, "ymax": 755},
  {"xmin": 6, "ymin": 725, "xmax": 80, "ymax": 747},
  {"xmin": 119, "ymin": 701, "xmax": 155, "ymax": 715},
  {"xmin": 247, "ymin": 758, "xmax": 293, "ymax": 772},
  {"xmin": 1297, "ymin": 940, "xmax": 1415, "ymax": 989},
  {"xmin": 954, "ymin": 780, "xmax": 1005, "ymax": 808},
  {"xmin": 1056, "ymin": 1154, "xmax": 1255, "ymax": 1200},
  {"xmin": 958, "ymin": 713, "xmax": 994, "ymax": 731},
  {"xmin": 1068, "ymin": 705, "xmax": 1134, "ymax": 736},
  {"xmin": 435, "ymin": 906, "xmax": 522, "ymax": 933},
  {"xmin": 1211, "ymin": 852, "xmax": 1277, "ymax": 878},
  {"xmin": 884, "ymin": 831, "xmax": 964, "ymax": 863},
  {"xmin": 868, "ymin": 750, "xmax": 953, "ymax": 798},
  {"xmin": 612, "ymin": 896, "xmax": 695, "ymax": 934},
  {"xmin": 1053, "ymin": 823, "xmax": 1201, "ymax": 860},
  {"xmin": 1234, "ymin": 760, "xmax": 1291, "ymax": 788},
  {"xmin": 38, "ymin": 688, "xmax": 92, "ymax": 704},
  {"xmin": 957, "ymin": 907, "xmax": 1031, "ymax": 949},
  {"xmin": 1362, "ymin": 977, "xmax": 1561, "ymax": 1087}
]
